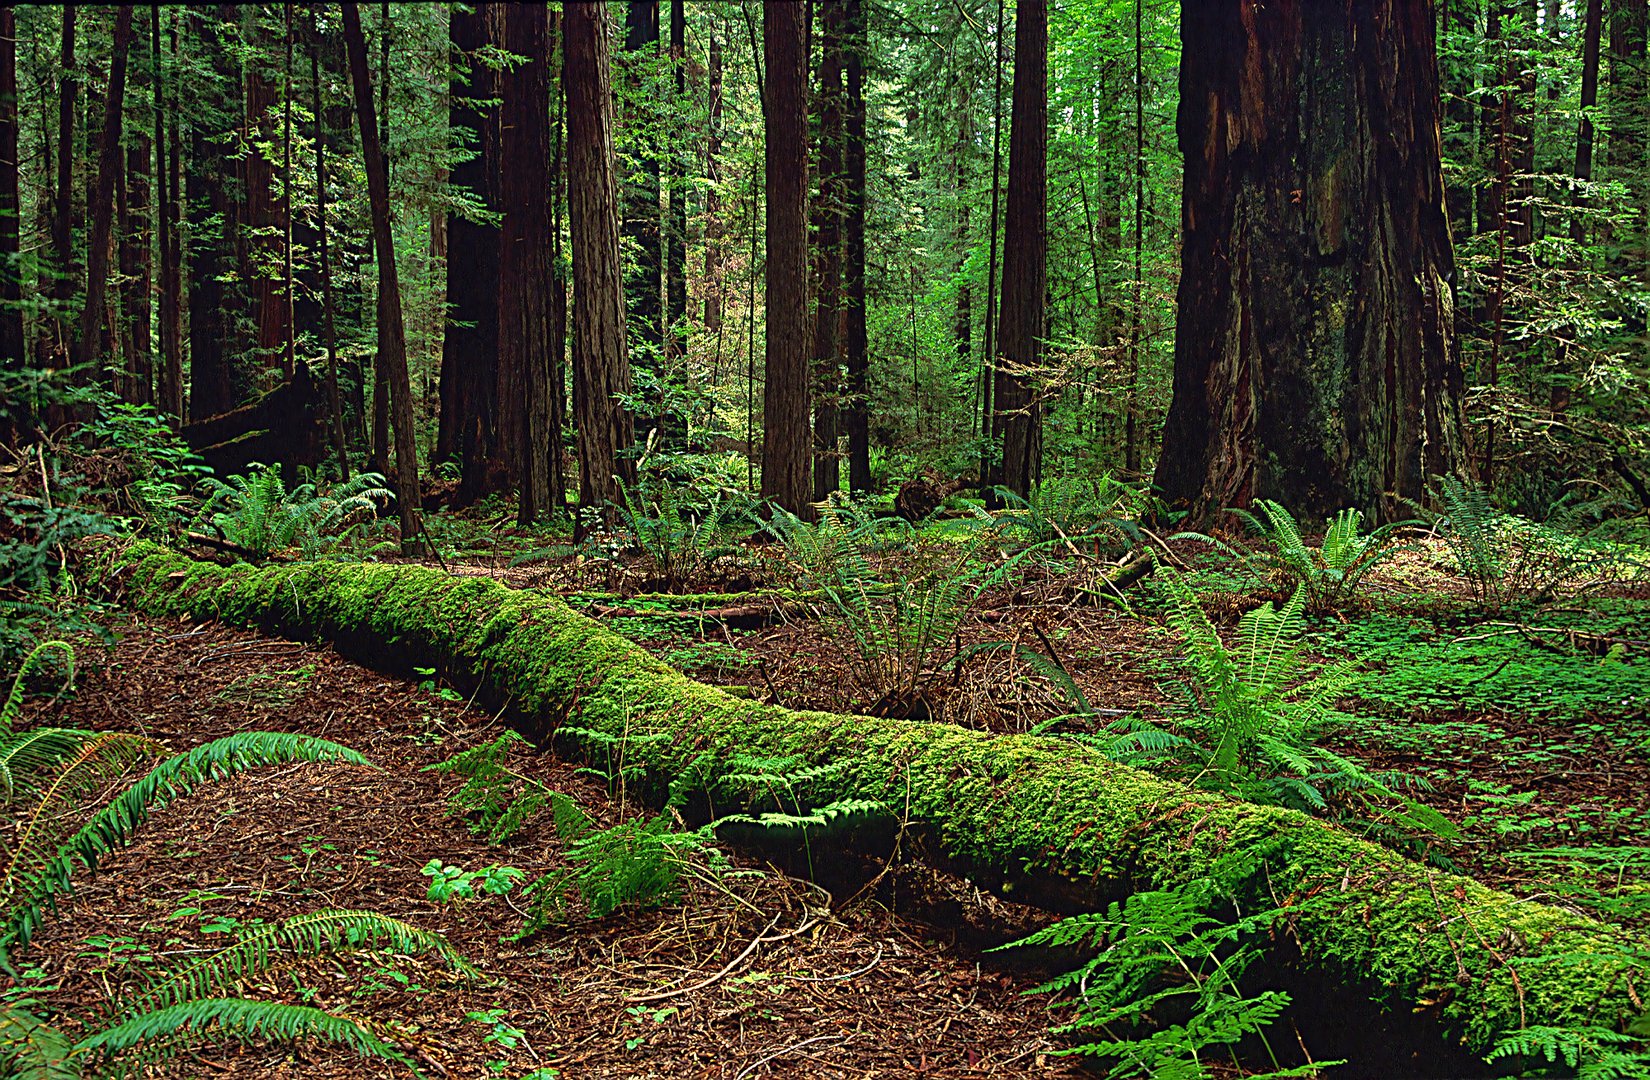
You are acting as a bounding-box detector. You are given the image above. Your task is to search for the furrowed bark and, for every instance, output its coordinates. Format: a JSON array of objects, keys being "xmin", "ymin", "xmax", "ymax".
[{"xmin": 102, "ymin": 541, "xmax": 1650, "ymax": 1058}]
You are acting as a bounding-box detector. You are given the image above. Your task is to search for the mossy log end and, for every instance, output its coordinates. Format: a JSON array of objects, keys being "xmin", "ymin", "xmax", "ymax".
[{"xmin": 102, "ymin": 541, "xmax": 1648, "ymax": 1057}]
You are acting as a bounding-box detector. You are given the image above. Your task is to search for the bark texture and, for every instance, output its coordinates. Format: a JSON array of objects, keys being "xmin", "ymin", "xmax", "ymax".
[
  {"xmin": 437, "ymin": 2, "xmax": 503, "ymax": 502},
  {"xmin": 761, "ymin": 1, "xmax": 812, "ymax": 518},
  {"xmin": 75, "ymin": 7, "xmax": 134, "ymax": 376},
  {"xmin": 342, "ymin": 1, "xmax": 421, "ymax": 551},
  {"xmin": 497, "ymin": 4, "xmax": 559, "ymax": 523},
  {"xmin": 843, "ymin": 0, "xmax": 870, "ymax": 494},
  {"xmin": 811, "ymin": 0, "xmax": 848, "ymax": 501},
  {"xmin": 991, "ymin": 0, "xmax": 1046, "ymax": 499},
  {"xmin": 0, "ymin": 3, "xmax": 22, "ymax": 400},
  {"xmin": 565, "ymin": 2, "xmax": 636, "ymax": 518},
  {"xmin": 1155, "ymin": 0, "xmax": 1468, "ymax": 525}
]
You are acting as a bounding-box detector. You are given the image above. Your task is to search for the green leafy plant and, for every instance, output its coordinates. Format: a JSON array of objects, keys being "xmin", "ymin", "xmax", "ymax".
[
  {"xmin": 1432, "ymin": 476, "xmax": 1623, "ymax": 607},
  {"xmin": 1485, "ymin": 1023, "xmax": 1650, "ymax": 1079},
  {"xmin": 1221, "ymin": 499, "xmax": 1416, "ymax": 613},
  {"xmin": 0, "ymin": 651, "xmax": 470, "ymax": 1075},
  {"xmin": 1155, "ymin": 567, "xmax": 1452, "ymax": 843},
  {"xmin": 613, "ymin": 471, "xmax": 757, "ymax": 592},
  {"xmin": 199, "ymin": 464, "xmax": 392, "ymax": 560},
  {"xmin": 996, "ymin": 845, "xmax": 1342, "ymax": 1078},
  {"xmin": 425, "ymin": 730, "xmax": 569, "ymax": 844},
  {"xmin": 421, "ymin": 859, "xmax": 525, "ymax": 903},
  {"xmin": 990, "ymin": 474, "xmax": 1144, "ymax": 557},
  {"xmin": 0, "ymin": 909, "xmax": 473, "ymax": 1078}
]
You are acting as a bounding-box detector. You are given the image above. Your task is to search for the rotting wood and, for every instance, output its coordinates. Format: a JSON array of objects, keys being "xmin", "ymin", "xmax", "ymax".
[{"xmin": 100, "ymin": 541, "xmax": 1650, "ymax": 1058}]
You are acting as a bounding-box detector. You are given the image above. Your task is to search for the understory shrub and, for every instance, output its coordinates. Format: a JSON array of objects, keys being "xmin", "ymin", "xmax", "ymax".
[{"xmin": 200, "ymin": 464, "xmax": 392, "ymax": 560}]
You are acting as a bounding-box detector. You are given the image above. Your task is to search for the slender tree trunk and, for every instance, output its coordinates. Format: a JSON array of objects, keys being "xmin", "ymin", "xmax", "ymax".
[
  {"xmin": 49, "ymin": 7, "xmax": 76, "ymax": 367},
  {"xmin": 313, "ymin": 16, "xmax": 349, "ymax": 479},
  {"xmin": 624, "ymin": 1, "xmax": 663, "ymax": 373},
  {"xmin": 565, "ymin": 1, "xmax": 636, "ymax": 520},
  {"xmin": 439, "ymin": 1, "xmax": 503, "ymax": 504},
  {"xmin": 342, "ymin": 0, "xmax": 422, "ymax": 551},
  {"xmin": 1124, "ymin": 0, "xmax": 1145, "ymax": 475},
  {"xmin": 992, "ymin": 0, "xmax": 1046, "ymax": 499},
  {"xmin": 761, "ymin": 1, "xmax": 811, "ymax": 517},
  {"xmin": 812, "ymin": 0, "xmax": 847, "ymax": 501},
  {"xmin": 498, "ymin": 3, "xmax": 557, "ymax": 524},
  {"xmin": 1606, "ymin": 0, "xmax": 1648, "ymax": 277},
  {"xmin": 978, "ymin": 0, "xmax": 1005, "ymax": 500},
  {"xmin": 843, "ymin": 0, "xmax": 870, "ymax": 494},
  {"xmin": 1572, "ymin": 0, "xmax": 1604, "ymax": 245},
  {"xmin": 666, "ymin": 0, "xmax": 687, "ymax": 364},
  {"xmin": 703, "ymin": 32, "xmax": 724, "ymax": 331},
  {"xmin": 246, "ymin": 20, "xmax": 288, "ymax": 377},
  {"xmin": 370, "ymin": 1, "xmax": 392, "ymax": 474},
  {"xmin": 0, "ymin": 2, "xmax": 23, "ymax": 409},
  {"xmin": 549, "ymin": 14, "xmax": 569, "ymax": 511},
  {"xmin": 1439, "ymin": 0, "xmax": 1476, "ymax": 239},
  {"xmin": 1156, "ymin": 0, "xmax": 1468, "ymax": 525},
  {"xmin": 76, "ymin": 7, "xmax": 134, "ymax": 377},
  {"xmin": 282, "ymin": 2, "xmax": 295, "ymax": 379},
  {"xmin": 121, "ymin": 129, "xmax": 152, "ymax": 405},
  {"xmin": 153, "ymin": 7, "xmax": 184, "ymax": 422}
]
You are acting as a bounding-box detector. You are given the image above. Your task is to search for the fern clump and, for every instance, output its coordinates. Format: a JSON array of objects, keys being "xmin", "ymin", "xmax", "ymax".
[
  {"xmin": 0, "ymin": 650, "xmax": 470, "ymax": 1076},
  {"xmin": 990, "ymin": 474, "xmax": 1144, "ymax": 558},
  {"xmin": 995, "ymin": 845, "xmax": 1345, "ymax": 1078},
  {"xmin": 1224, "ymin": 499, "xmax": 1415, "ymax": 613},
  {"xmin": 425, "ymin": 730, "xmax": 561, "ymax": 843},
  {"xmin": 1154, "ymin": 567, "xmax": 1452, "ymax": 845},
  {"xmin": 199, "ymin": 464, "xmax": 392, "ymax": 560},
  {"xmin": 613, "ymin": 470, "xmax": 758, "ymax": 592},
  {"xmin": 1433, "ymin": 476, "xmax": 1622, "ymax": 607}
]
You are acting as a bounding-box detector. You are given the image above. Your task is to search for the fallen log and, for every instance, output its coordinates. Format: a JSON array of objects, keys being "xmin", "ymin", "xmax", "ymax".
[{"xmin": 99, "ymin": 540, "xmax": 1649, "ymax": 1060}]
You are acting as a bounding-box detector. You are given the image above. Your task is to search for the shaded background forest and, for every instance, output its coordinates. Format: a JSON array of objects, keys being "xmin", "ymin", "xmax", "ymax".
[{"xmin": 0, "ymin": 0, "xmax": 1647, "ymax": 530}]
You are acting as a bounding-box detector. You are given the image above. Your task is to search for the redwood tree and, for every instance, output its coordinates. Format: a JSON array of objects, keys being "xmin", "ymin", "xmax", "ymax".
[
  {"xmin": 843, "ymin": 0, "xmax": 870, "ymax": 494},
  {"xmin": 75, "ymin": 6, "xmax": 134, "ymax": 375},
  {"xmin": 1155, "ymin": 0, "xmax": 1468, "ymax": 525},
  {"xmin": 761, "ymin": 0, "xmax": 811, "ymax": 517},
  {"xmin": 991, "ymin": 0, "xmax": 1047, "ymax": 499},
  {"xmin": 811, "ymin": 0, "xmax": 848, "ymax": 501},
  {"xmin": 341, "ymin": 0, "xmax": 421, "ymax": 551},
  {"xmin": 437, "ymin": 0, "xmax": 503, "ymax": 504},
  {"xmin": 0, "ymin": 3, "xmax": 22, "ymax": 397},
  {"xmin": 565, "ymin": 1, "xmax": 636, "ymax": 519},
  {"xmin": 497, "ymin": 3, "xmax": 559, "ymax": 523}
]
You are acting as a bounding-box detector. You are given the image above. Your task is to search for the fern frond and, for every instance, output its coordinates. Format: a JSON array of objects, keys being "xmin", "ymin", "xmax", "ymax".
[
  {"xmin": 0, "ymin": 1001, "xmax": 76, "ymax": 1080},
  {"xmin": 0, "ymin": 727, "xmax": 101, "ymax": 803},
  {"xmin": 74, "ymin": 998, "xmax": 409, "ymax": 1072},
  {"xmin": 1, "ymin": 733, "xmax": 371, "ymax": 959},
  {"xmin": 122, "ymin": 908, "xmax": 475, "ymax": 1017},
  {"xmin": 1, "ymin": 641, "xmax": 76, "ymax": 735}
]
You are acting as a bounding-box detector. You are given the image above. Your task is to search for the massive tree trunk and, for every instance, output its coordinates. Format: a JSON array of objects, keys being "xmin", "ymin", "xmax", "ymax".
[
  {"xmin": 991, "ymin": 0, "xmax": 1047, "ymax": 499},
  {"xmin": 312, "ymin": 16, "xmax": 349, "ymax": 480},
  {"xmin": 811, "ymin": 0, "xmax": 848, "ymax": 502},
  {"xmin": 341, "ymin": 1, "xmax": 421, "ymax": 552},
  {"xmin": 1155, "ymin": 0, "xmax": 1468, "ymax": 526},
  {"xmin": 565, "ymin": 1, "xmax": 636, "ymax": 520},
  {"xmin": 497, "ymin": 3, "xmax": 558, "ymax": 524},
  {"xmin": 761, "ymin": 1, "xmax": 811, "ymax": 518},
  {"xmin": 623, "ymin": 1, "xmax": 663, "ymax": 372},
  {"xmin": 438, "ymin": 1, "xmax": 503, "ymax": 505},
  {"xmin": 111, "ymin": 539, "xmax": 1650, "ymax": 1068},
  {"xmin": 75, "ymin": 7, "xmax": 134, "ymax": 378},
  {"xmin": 843, "ymin": 0, "xmax": 870, "ymax": 495},
  {"xmin": 0, "ymin": 2, "xmax": 23, "ymax": 415}
]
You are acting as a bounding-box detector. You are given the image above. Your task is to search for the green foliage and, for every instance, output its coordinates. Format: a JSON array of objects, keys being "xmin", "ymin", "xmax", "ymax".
[
  {"xmin": 200, "ymin": 464, "xmax": 392, "ymax": 561},
  {"xmin": 1, "ymin": 727, "xmax": 373, "ymax": 962},
  {"xmin": 425, "ymin": 730, "xmax": 575, "ymax": 844},
  {"xmin": 612, "ymin": 470, "xmax": 759, "ymax": 592},
  {"xmin": 1155, "ymin": 567, "xmax": 1452, "ymax": 843},
  {"xmin": 990, "ymin": 475, "xmax": 1144, "ymax": 557},
  {"xmin": 0, "ymin": 668, "xmax": 468, "ymax": 1078},
  {"xmin": 1219, "ymin": 500, "xmax": 1415, "ymax": 613},
  {"xmin": 763, "ymin": 496, "xmax": 904, "ymax": 589},
  {"xmin": 1485, "ymin": 1025, "xmax": 1650, "ymax": 1079},
  {"xmin": 1432, "ymin": 476, "xmax": 1626, "ymax": 607},
  {"xmin": 73, "ymin": 394, "xmax": 212, "ymax": 531},
  {"xmin": 421, "ymin": 859, "xmax": 525, "ymax": 903},
  {"xmin": 514, "ymin": 815, "xmax": 714, "ymax": 935},
  {"xmin": 996, "ymin": 845, "xmax": 1343, "ymax": 1078}
]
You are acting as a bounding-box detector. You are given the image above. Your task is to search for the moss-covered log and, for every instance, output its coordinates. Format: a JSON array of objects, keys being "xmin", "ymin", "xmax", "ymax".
[{"xmin": 101, "ymin": 541, "xmax": 1648, "ymax": 1058}]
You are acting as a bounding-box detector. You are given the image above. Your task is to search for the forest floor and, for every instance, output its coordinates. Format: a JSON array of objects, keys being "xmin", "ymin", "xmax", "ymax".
[
  {"xmin": 20, "ymin": 615, "xmax": 1084, "ymax": 1079},
  {"xmin": 12, "ymin": 508, "xmax": 1650, "ymax": 1078}
]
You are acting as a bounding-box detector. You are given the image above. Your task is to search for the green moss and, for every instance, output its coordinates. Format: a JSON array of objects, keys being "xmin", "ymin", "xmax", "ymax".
[{"xmin": 101, "ymin": 540, "xmax": 1650, "ymax": 1056}]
